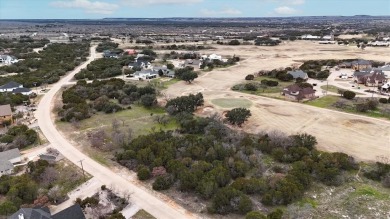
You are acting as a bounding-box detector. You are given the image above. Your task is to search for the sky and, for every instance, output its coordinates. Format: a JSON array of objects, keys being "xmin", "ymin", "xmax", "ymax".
[{"xmin": 0, "ymin": 0, "xmax": 389, "ymax": 19}]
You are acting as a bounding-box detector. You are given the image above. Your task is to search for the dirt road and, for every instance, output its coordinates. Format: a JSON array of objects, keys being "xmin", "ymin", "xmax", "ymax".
[
  {"xmin": 36, "ymin": 45, "xmax": 196, "ymax": 219},
  {"xmin": 165, "ymin": 41, "xmax": 390, "ymax": 162}
]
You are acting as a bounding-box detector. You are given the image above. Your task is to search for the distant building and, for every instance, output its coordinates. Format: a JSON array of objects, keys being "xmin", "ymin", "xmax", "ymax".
[
  {"xmin": 287, "ymin": 70, "xmax": 309, "ymax": 80},
  {"xmin": 0, "ymin": 104, "xmax": 13, "ymax": 126},
  {"xmin": 184, "ymin": 59, "xmax": 203, "ymax": 69},
  {"xmin": 354, "ymin": 69, "xmax": 387, "ymax": 87},
  {"xmin": 132, "ymin": 69, "xmax": 158, "ymax": 80},
  {"xmin": 0, "ymin": 55, "xmax": 18, "ymax": 65},
  {"xmin": 351, "ymin": 60, "xmax": 372, "ymax": 71}
]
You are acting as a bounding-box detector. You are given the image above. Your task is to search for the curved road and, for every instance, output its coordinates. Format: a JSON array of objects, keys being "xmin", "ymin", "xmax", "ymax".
[{"xmin": 37, "ymin": 45, "xmax": 195, "ymax": 219}]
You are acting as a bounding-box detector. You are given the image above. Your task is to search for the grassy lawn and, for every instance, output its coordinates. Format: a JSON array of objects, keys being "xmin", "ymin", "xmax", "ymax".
[
  {"xmin": 253, "ymin": 76, "xmax": 293, "ymax": 93},
  {"xmin": 211, "ymin": 98, "xmax": 252, "ymax": 108},
  {"xmin": 132, "ymin": 210, "xmax": 156, "ymax": 219},
  {"xmin": 305, "ymin": 95, "xmax": 340, "ymax": 108},
  {"xmin": 56, "ymin": 105, "xmax": 179, "ymax": 165},
  {"xmin": 305, "ymin": 95, "xmax": 390, "ymax": 120},
  {"xmin": 151, "ymin": 78, "xmax": 180, "ymax": 89},
  {"xmin": 320, "ymin": 85, "xmax": 365, "ymax": 95}
]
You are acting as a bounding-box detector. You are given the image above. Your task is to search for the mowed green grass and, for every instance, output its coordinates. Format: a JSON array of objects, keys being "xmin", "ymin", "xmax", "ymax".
[
  {"xmin": 320, "ymin": 85, "xmax": 365, "ymax": 95},
  {"xmin": 305, "ymin": 95, "xmax": 340, "ymax": 108},
  {"xmin": 211, "ymin": 98, "xmax": 252, "ymax": 108}
]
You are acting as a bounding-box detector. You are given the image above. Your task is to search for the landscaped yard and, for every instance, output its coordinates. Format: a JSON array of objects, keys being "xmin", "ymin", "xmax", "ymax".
[
  {"xmin": 306, "ymin": 95, "xmax": 340, "ymax": 108},
  {"xmin": 211, "ymin": 98, "xmax": 252, "ymax": 108},
  {"xmin": 320, "ymin": 85, "xmax": 365, "ymax": 95}
]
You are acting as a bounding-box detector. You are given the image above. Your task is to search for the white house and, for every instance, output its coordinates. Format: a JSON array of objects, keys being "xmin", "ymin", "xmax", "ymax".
[
  {"xmin": 0, "ymin": 55, "xmax": 18, "ymax": 65},
  {"xmin": 208, "ymin": 54, "xmax": 222, "ymax": 61},
  {"xmin": 0, "ymin": 81, "xmax": 32, "ymax": 95},
  {"xmin": 0, "ymin": 148, "xmax": 21, "ymax": 176},
  {"xmin": 131, "ymin": 69, "xmax": 158, "ymax": 80},
  {"xmin": 0, "ymin": 81, "xmax": 23, "ymax": 92}
]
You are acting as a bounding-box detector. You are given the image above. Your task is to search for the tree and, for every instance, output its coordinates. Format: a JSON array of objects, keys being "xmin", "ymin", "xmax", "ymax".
[
  {"xmin": 208, "ymin": 187, "xmax": 253, "ymax": 215},
  {"xmin": 244, "ymin": 83, "xmax": 257, "ymax": 91},
  {"xmin": 140, "ymin": 94, "xmax": 157, "ymax": 108},
  {"xmin": 245, "ymin": 74, "xmax": 255, "ymax": 80},
  {"xmin": 226, "ymin": 108, "xmax": 251, "ymax": 127},
  {"xmin": 137, "ymin": 167, "xmax": 151, "ymax": 180},
  {"xmin": 228, "ymin": 40, "xmax": 241, "ymax": 45},
  {"xmin": 167, "ymin": 63, "xmax": 175, "ymax": 70},
  {"xmin": 181, "ymin": 71, "xmax": 198, "ymax": 83},
  {"xmin": 343, "ymin": 90, "xmax": 356, "ymax": 100}
]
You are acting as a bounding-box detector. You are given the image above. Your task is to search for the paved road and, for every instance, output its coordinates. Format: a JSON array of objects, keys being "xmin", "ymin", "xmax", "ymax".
[{"xmin": 36, "ymin": 45, "xmax": 195, "ymax": 219}]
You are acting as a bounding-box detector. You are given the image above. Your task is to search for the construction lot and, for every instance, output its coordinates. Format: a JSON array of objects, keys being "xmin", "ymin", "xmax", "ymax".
[{"xmin": 164, "ymin": 41, "xmax": 390, "ymax": 162}]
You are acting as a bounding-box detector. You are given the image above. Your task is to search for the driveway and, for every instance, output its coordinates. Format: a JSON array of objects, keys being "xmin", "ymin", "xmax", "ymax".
[{"xmin": 36, "ymin": 45, "xmax": 196, "ymax": 219}]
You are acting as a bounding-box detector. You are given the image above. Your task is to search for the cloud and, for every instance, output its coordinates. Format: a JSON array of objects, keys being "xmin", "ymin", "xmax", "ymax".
[
  {"xmin": 121, "ymin": 0, "xmax": 203, "ymax": 6},
  {"xmin": 289, "ymin": 0, "xmax": 305, "ymax": 5},
  {"xmin": 51, "ymin": 0, "xmax": 119, "ymax": 14},
  {"xmin": 262, "ymin": 0, "xmax": 305, "ymax": 5},
  {"xmin": 200, "ymin": 8, "xmax": 242, "ymax": 16},
  {"xmin": 274, "ymin": 6, "xmax": 298, "ymax": 15}
]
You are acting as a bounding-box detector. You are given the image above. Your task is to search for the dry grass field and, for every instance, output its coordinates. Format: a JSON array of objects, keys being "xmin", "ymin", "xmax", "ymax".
[{"xmin": 164, "ymin": 41, "xmax": 390, "ymax": 162}]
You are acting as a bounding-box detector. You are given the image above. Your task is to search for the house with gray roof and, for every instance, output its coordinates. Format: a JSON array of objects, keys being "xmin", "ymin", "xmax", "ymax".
[
  {"xmin": 0, "ymin": 148, "xmax": 21, "ymax": 176},
  {"xmin": 0, "ymin": 81, "xmax": 23, "ymax": 92},
  {"xmin": 351, "ymin": 60, "xmax": 372, "ymax": 71},
  {"xmin": 9, "ymin": 204, "xmax": 85, "ymax": 219},
  {"xmin": 287, "ymin": 70, "xmax": 309, "ymax": 80}
]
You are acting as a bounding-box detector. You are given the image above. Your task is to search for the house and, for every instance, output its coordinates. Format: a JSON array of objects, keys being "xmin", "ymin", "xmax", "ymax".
[
  {"xmin": 282, "ymin": 84, "xmax": 316, "ymax": 101},
  {"xmin": 8, "ymin": 204, "xmax": 85, "ymax": 219},
  {"xmin": 379, "ymin": 65, "xmax": 390, "ymax": 77},
  {"xmin": 287, "ymin": 70, "xmax": 309, "ymax": 80},
  {"xmin": 351, "ymin": 60, "xmax": 372, "ymax": 71},
  {"xmin": 128, "ymin": 59, "xmax": 151, "ymax": 70},
  {"xmin": 0, "ymin": 81, "xmax": 23, "ymax": 92},
  {"xmin": 206, "ymin": 54, "xmax": 222, "ymax": 61},
  {"xmin": 338, "ymin": 62, "xmax": 352, "ymax": 69},
  {"xmin": 184, "ymin": 59, "xmax": 203, "ymax": 69},
  {"xmin": 153, "ymin": 66, "xmax": 175, "ymax": 78},
  {"xmin": 12, "ymin": 87, "xmax": 33, "ymax": 95},
  {"xmin": 381, "ymin": 82, "xmax": 390, "ymax": 92},
  {"xmin": 355, "ymin": 70, "xmax": 387, "ymax": 87},
  {"xmin": 0, "ymin": 104, "xmax": 13, "ymax": 125},
  {"xmin": 0, "ymin": 148, "xmax": 21, "ymax": 176},
  {"xmin": 125, "ymin": 49, "xmax": 137, "ymax": 55},
  {"xmin": 132, "ymin": 69, "xmax": 158, "ymax": 80},
  {"xmin": 0, "ymin": 55, "xmax": 18, "ymax": 65},
  {"xmin": 103, "ymin": 50, "xmax": 119, "ymax": 58},
  {"xmin": 301, "ymin": 34, "xmax": 321, "ymax": 40}
]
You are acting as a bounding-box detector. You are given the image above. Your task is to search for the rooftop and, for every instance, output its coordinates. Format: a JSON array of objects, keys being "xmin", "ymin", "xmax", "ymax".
[
  {"xmin": 0, "ymin": 104, "xmax": 12, "ymax": 117},
  {"xmin": 0, "ymin": 148, "xmax": 21, "ymax": 161}
]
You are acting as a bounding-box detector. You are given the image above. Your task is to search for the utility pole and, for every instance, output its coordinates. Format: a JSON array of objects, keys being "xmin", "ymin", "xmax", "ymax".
[{"xmin": 78, "ymin": 159, "xmax": 86, "ymax": 182}]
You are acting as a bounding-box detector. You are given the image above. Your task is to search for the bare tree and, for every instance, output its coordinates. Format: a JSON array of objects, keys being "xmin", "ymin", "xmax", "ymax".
[
  {"xmin": 40, "ymin": 167, "xmax": 59, "ymax": 187},
  {"xmin": 89, "ymin": 129, "xmax": 107, "ymax": 149},
  {"xmin": 48, "ymin": 185, "xmax": 65, "ymax": 203}
]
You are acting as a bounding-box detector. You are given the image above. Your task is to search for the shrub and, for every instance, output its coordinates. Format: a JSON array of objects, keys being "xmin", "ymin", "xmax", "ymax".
[
  {"xmin": 226, "ymin": 108, "xmax": 252, "ymax": 127},
  {"xmin": 101, "ymin": 185, "xmax": 106, "ymax": 190},
  {"xmin": 245, "ymin": 74, "xmax": 255, "ymax": 80},
  {"xmin": 137, "ymin": 167, "xmax": 151, "ymax": 180},
  {"xmin": 152, "ymin": 175, "xmax": 174, "ymax": 190},
  {"xmin": 244, "ymin": 83, "xmax": 257, "ymax": 91},
  {"xmin": 228, "ymin": 40, "xmax": 241, "ymax": 45},
  {"xmin": 343, "ymin": 90, "xmax": 356, "ymax": 100},
  {"xmin": 245, "ymin": 211, "xmax": 267, "ymax": 219},
  {"xmin": 379, "ymin": 98, "xmax": 388, "ymax": 104}
]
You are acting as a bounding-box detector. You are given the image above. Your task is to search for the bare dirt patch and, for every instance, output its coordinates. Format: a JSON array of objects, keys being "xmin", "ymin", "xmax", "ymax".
[{"xmin": 165, "ymin": 41, "xmax": 390, "ymax": 161}]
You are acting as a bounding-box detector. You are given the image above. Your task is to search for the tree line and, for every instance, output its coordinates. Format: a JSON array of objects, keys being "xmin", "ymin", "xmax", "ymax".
[
  {"xmin": 0, "ymin": 43, "xmax": 90, "ymax": 87},
  {"xmin": 59, "ymin": 79, "xmax": 157, "ymax": 122}
]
